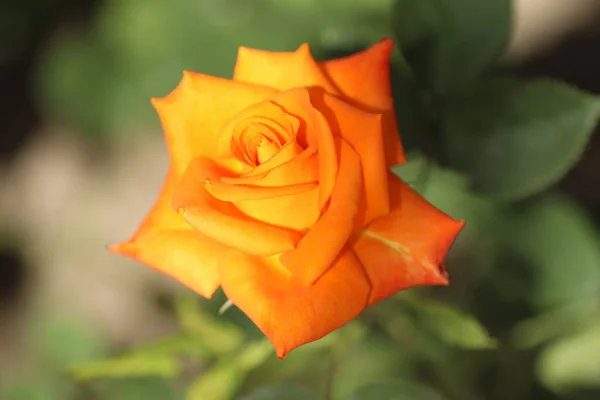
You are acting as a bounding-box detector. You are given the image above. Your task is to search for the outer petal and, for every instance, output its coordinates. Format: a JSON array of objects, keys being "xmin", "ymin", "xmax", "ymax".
[
  {"xmin": 310, "ymin": 88, "xmax": 389, "ymax": 224},
  {"xmin": 233, "ymin": 43, "xmax": 339, "ymax": 95},
  {"xmin": 109, "ymin": 167, "xmax": 223, "ymax": 298},
  {"xmin": 153, "ymin": 71, "xmax": 277, "ymax": 176},
  {"xmin": 319, "ymin": 38, "xmax": 406, "ymax": 166},
  {"xmin": 219, "ymin": 249, "xmax": 370, "ymax": 358},
  {"xmin": 173, "ymin": 157, "xmax": 302, "ymax": 255},
  {"xmin": 280, "ymin": 139, "xmax": 361, "ymax": 285},
  {"xmin": 109, "ymin": 230, "xmax": 226, "ymax": 298},
  {"xmin": 353, "ymin": 175, "xmax": 465, "ymax": 305}
]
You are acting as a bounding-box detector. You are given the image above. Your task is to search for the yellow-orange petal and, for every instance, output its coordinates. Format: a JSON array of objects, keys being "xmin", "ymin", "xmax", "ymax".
[
  {"xmin": 319, "ymin": 38, "xmax": 406, "ymax": 166},
  {"xmin": 206, "ymin": 180, "xmax": 318, "ymax": 202},
  {"xmin": 280, "ymin": 139, "xmax": 361, "ymax": 285},
  {"xmin": 222, "ymin": 151, "xmax": 319, "ymax": 187},
  {"xmin": 152, "ymin": 71, "xmax": 277, "ymax": 176},
  {"xmin": 352, "ymin": 175, "xmax": 465, "ymax": 305},
  {"xmin": 109, "ymin": 229, "xmax": 226, "ymax": 298},
  {"xmin": 265, "ymin": 88, "xmax": 338, "ymax": 209},
  {"xmin": 310, "ymin": 89, "xmax": 389, "ymax": 223},
  {"xmin": 125, "ymin": 167, "xmax": 191, "ymax": 243},
  {"xmin": 236, "ymin": 187, "xmax": 321, "ymax": 231},
  {"xmin": 218, "ymin": 249, "xmax": 370, "ymax": 358},
  {"xmin": 173, "ymin": 157, "xmax": 302, "ymax": 255},
  {"xmin": 233, "ymin": 43, "xmax": 339, "ymax": 95}
]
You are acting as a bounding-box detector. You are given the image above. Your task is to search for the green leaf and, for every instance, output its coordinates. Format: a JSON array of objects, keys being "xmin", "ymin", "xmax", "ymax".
[
  {"xmin": 234, "ymin": 340, "xmax": 275, "ymax": 372},
  {"xmin": 402, "ymin": 295, "xmax": 497, "ymax": 349},
  {"xmin": 392, "ymin": 0, "xmax": 511, "ymax": 96},
  {"xmin": 186, "ymin": 363, "xmax": 244, "ymax": 400},
  {"xmin": 442, "ymin": 77, "xmax": 600, "ymax": 200},
  {"xmin": 506, "ymin": 194, "xmax": 600, "ymax": 308},
  {"xmin": 347, "ymin": 381, "xmax": 446, "ymax": 400},
  {"xmin": 511, "ymin": 302, "xmax": 600, "ymax": 349},
  {"xmin": 69, "ymin": 355, "xmax": 179, "ymax": 381},
  {"xmin": 238, "ymin": 383, "xmax": 318, "ymax": 400},
  {"xmin": 537, "ymin": 324, "xmax": 600, "ymax": 392},
  {"xmin": 175, "ymin": 295, "xmax": 243, "ymax": 354}
]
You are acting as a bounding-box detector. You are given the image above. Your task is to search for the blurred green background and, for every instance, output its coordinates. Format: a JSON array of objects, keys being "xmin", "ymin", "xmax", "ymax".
[{"xmin": 1, "ymin": 0, "xmax": 600, "ymax": 399}]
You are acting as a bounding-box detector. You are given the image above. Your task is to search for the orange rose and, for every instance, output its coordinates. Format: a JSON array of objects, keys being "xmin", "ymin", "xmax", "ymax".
[{"xmin": 110, "ymin": 38, "xmax": 464, "ymax": 358}]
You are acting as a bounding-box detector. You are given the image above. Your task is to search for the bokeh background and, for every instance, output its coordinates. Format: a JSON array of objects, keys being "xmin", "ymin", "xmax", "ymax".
[{"xmin": 1, "ymin": 0, "xmax": 600, "ymax": 399}]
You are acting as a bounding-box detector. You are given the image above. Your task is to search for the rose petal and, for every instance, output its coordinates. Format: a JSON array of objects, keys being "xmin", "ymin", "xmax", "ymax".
[
  {"xmin": 310, "ymin": 89, "xmax": 389, "ymax": 223},
  {"xmin": 267, "ymin": 88, "xmax": 338, "ymax": 209},
  {"xmin": 206, "ymin": 180, "xmax": 317, "ymax": 202},
  {"xmin": 353, "ymin": 175, "xmax": 465, "ymax": 305},
  {"xmin": 319, "ymin": 38, "xmax": 406, "ymax": 166},
  {"xmin": 236, "ymin": 187, "xmax": 321, "ymax": 231},
  {"xmin": 218, "ymin": 101, "xmax": 301, "ymax": 165},
  {"xmin": 109, "ymin": 229, "xmax": 226, "ymax": 298},
  {"xmin": 221, "ymin": 152, "xmax": 319, "ymax": 187},
  {"xmin": 218, "ymin": 249, "xmax": 370, "ymax": 358},
  {"xmin": 173, "ymin": 157, "xmax": 302, "ymax": 255},
  {"xmin": 234, "ymin": 43, "xmax": 338, "ymax": 95},
  {"xmin": 152, "ymin": 71, "xmax": 277, "ymax": 176},
  {"xmin": 280, "ymin": 139, "xmax": 361, "ymax": 285}
]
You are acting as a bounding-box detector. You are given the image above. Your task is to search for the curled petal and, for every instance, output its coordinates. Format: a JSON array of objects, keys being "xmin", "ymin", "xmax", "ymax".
[
  {"xmin": 311, "ymin": 89, "xmax": 389, "ymax": 224},
  {"xmin": 266, "ymin": 88, "xmax": 338, "ymax": 209},
  {"xmin": 234, "ymin": 43, "xmax": 339, "ymax": 94},
  {"xmin": 319, "ymin": 38, "xmax": 406, "ymax": 166},
  {"xmin": 206, "ymin": 180, "xmax": 318, "ymax": 202},
  {"xmin": 236, "ymin": 187, "xmax": 321, "ymax": 231},
  {"xmin": 222, "ymin": 152, "xmax": 319, "ymax": 187},
  {"xmin": 173, "ymin": 157, "xmax": 302, "ymax": 255},
  {"xmin": 218, "ymin": 249, "xmax": 370, "ymax": 358},
  {"xmin": 280, "ymin": 139, "xmax": 361, "ymax": 285},
  {"xmin": 353, "ymin": 176, "xmax": 465, "ymax": 305},
  {"xmin": 152, "ymin": 71, "xmax": 276, "ymax": 175}
]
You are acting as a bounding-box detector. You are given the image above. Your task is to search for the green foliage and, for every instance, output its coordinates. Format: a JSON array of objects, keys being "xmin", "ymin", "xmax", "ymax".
[
  {"xmin": 348, "ymin": 381, "xmax": 446, "ymax": 400},
  {"xmin": 441, "ymin": 78, "xmax": 600, "ymax": 200},
  {"xmin": 401, "ymin": 295, "xmax": 498, "ymax": 350},
  {"xmin": 392, "ymin": 0, "xmax": 511, "ymax": 96},
  {"xmin": 69, "ymin": 355, "xmax": 180, "ymax": 380},
  {"xmin": 506, "ymin": 194, "xmax": 600, "ymax": 307},
  {"xmin": 238, "ymin": 383, "xmax": 317, "ymax": 400},
  {"xmin": 538, "ymin": 324, "xmax": 600, "ymax": 392}
]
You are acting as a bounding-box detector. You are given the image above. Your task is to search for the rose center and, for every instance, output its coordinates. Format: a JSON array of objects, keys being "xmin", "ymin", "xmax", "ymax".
[{"xmin": 236, "ymin": 123, "xmax": 284, "ymax": 166}]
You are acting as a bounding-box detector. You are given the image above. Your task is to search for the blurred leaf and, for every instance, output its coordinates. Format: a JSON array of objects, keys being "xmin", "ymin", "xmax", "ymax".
[
  {"xmin": 35, "ymin": 314, "xmax": 106, "ymax": 368},
  {"xmin": 186, "ymin": 363, "xmax": 244, "ymax": 400},
  {"xmin": 511, "ymin": 302, "xmax": 600, "ymax": 349},
  {"xmin": 402, "ymin": 295, "xmax": 497, "ymax": 349},
  {"xmin": 537, "ymin": 324, "xmax": 600, "ymax": 392},
  {"xmin": 98, "ymin": 377, "xmax": 183, "ymax": 400},
  {"xmin": 3, "ymin": 375, "xmax": 73, "ymax": 400},
  {"xmin": 506, "ymin": 194, "xmax": 600, "ymax": 308},
  {"xmin": 175, "ymin": 294, "xmax": 243, "ymax": 354},
  {"xmin": 129, "ymin": 332, "xmax": 211, "ymax": 359},
  {"xmin": 69, "ymin": 355, "xmax": 179, "ymax": 380},
  {"xmin": 235, "ymin": 340, "xmax": 275, "ymax": 372},
  {"xmin": 238, "ymin": 383, "xmax": 317, "ymax": 400},
  {"xmin": 391, "ymin": 0, "xmax": 511, "ymax": 96},
  {"xmin": 347, "ymin": 380, "xmax": 446, "ymax": 400},
  {"xmin": 442, "ymin": 77, "xmax": 600, "ymax": 200},
  {"xmin": 331, "ymin": 324, "xmax": 413, "ymax": 399}
]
